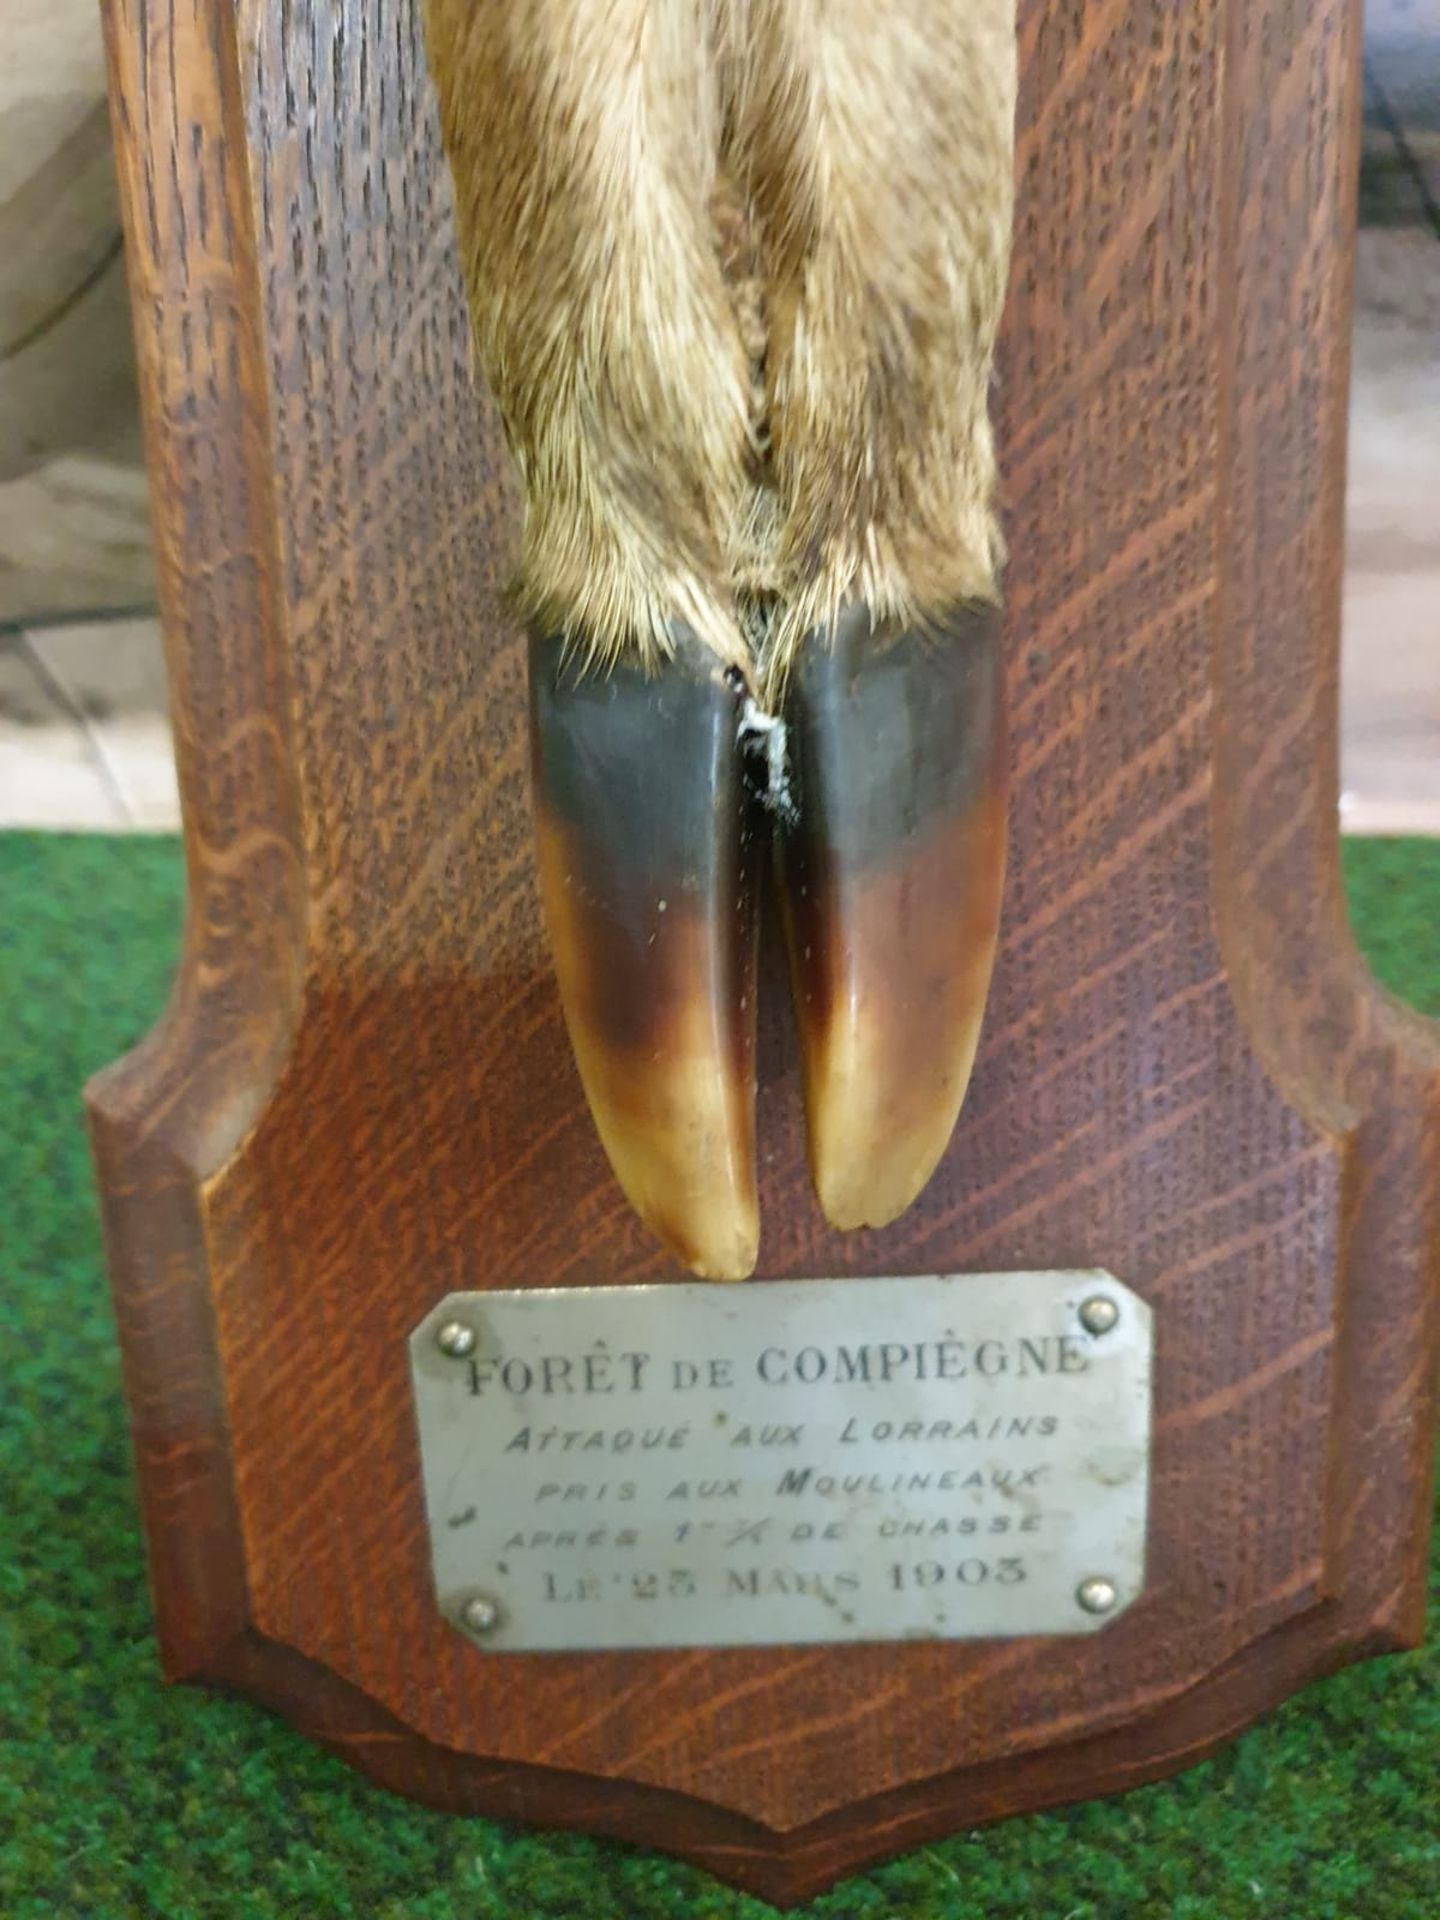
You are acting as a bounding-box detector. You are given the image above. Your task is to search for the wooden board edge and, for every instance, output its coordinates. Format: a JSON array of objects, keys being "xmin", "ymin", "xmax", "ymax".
[
  {"xmin": 86, "ymin": 0, "xmax": 309, "ymax": 1671},
  {"xmin": 1211, "ymin": 0, "xmax": 1440, "ymax": 1642},
  {"xmin": 175, "ymin": 1593, "xmax": 1411, "ymax": 1906}
]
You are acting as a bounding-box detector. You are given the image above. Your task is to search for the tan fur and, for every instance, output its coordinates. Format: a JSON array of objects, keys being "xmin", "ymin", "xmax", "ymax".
[{"xmin": 425, "ymin": 0, "xmax": 1015, "ymax": 686}]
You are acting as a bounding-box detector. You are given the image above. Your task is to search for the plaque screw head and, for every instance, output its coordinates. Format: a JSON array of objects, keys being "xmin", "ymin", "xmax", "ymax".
[
  {"xmin": 1077, "ymin": 1575, "xmax": 1119, "ymax": 1616},
  {"xmin": 459, "ymin": 1594, "xmax": 501, "ymax": 1635},
  {"xmin": 435, "ymin": 1319, "xmax": 477, "ymax": 1359},
  {"xmin": 1079, "ymin": 1295, "xmax": 1119, "ymax": 1337}
]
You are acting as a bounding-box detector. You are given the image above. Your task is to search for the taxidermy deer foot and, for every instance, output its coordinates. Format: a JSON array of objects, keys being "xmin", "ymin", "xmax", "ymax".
[{"xmin": 425, "ymin": 0, "xmax": 1016, "ymax": 1276}]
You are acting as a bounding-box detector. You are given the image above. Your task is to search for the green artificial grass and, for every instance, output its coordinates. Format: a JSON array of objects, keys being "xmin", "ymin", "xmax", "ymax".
[{"xmin": 1, "ymin": 831, "xmax": 1438, "ymax": 1920}]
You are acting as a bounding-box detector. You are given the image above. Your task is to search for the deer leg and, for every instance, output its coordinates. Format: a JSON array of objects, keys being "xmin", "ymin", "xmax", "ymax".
[{"xmin": 427, "ymin": 0, "xmax": 1017, "ymax": 1261}]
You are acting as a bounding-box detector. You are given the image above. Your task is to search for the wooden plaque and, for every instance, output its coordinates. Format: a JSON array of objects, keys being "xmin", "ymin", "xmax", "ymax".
[{"xmin": 88, "ymin": 0, "xmax": 1440, "ymax": 1904}]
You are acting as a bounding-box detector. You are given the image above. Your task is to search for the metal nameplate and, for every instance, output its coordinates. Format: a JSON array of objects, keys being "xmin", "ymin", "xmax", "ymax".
[{"xmin": 409, "ymin": 1270, "xmax": 1151, "ymax": 1651}]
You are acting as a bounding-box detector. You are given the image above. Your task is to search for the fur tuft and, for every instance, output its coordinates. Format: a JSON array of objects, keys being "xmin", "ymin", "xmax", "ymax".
[{"xmin": 425, "ymin": 0, "xmax": 1016, "ymax": 682}]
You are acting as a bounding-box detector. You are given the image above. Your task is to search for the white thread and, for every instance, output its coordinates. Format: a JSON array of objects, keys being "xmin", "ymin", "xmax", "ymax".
[{"xmin": 738, "ymin": 696, "xmax": 796, "ymax": 822}]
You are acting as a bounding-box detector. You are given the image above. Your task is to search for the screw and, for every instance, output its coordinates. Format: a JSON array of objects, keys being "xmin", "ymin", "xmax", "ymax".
[
  {"xmin": 1077, "ymin": 1575, "xmax": 1119, "ymax": 1616},
  {"xmin": 459, "ymin": 1594, "xmax": 501, "ymax": 1635},
  {"xmin": 435, "ymin": 1319, "xmax": 477, "ymax": 1359},
  {"xmin": 1078, "ymin": 1294, "xmax": 1119, "ymax": 1337}
]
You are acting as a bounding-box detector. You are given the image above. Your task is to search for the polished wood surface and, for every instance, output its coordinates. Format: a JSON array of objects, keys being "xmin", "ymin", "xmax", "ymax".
[{"xmin": 88, "ymin": 0, "xmax": 1440, "ymax": 1903}]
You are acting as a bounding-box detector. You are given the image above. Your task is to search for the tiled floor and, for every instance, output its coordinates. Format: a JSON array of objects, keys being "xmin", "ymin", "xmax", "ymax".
[
  {"xmin": 0, "ymin": 618, "xmax": 178, "ymax": 830},
  {"xmin": 1338, "ymin": 228, "xmax": 1440, "ymax": 835},
  {"xmin": 1, "ymin": 230, "xmax": 1436, "ymax": 838}
]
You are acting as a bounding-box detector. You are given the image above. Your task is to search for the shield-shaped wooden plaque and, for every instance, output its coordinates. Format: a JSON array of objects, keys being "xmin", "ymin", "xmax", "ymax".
[{"xmin": 88, "ymin": 0, "xmax": 1440, "ymax": 1904}]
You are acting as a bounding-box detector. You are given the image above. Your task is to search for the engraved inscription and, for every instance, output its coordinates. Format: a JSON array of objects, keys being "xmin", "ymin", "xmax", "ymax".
[{"xmin": 409, "ymin": 1271, "xmax": 1151, "ymax": 1650}]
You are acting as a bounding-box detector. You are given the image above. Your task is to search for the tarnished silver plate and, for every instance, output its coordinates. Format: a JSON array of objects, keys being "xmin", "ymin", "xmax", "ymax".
[{"xmin": 409, "ymin": 1270, "xmax": 1151, "ymax": 1651}]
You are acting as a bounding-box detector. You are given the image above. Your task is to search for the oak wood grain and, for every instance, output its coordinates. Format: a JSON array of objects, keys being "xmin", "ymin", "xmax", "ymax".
[{"xmin": 88, "ymin": 0, "xmax": 1440, "ymax": 1902}]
